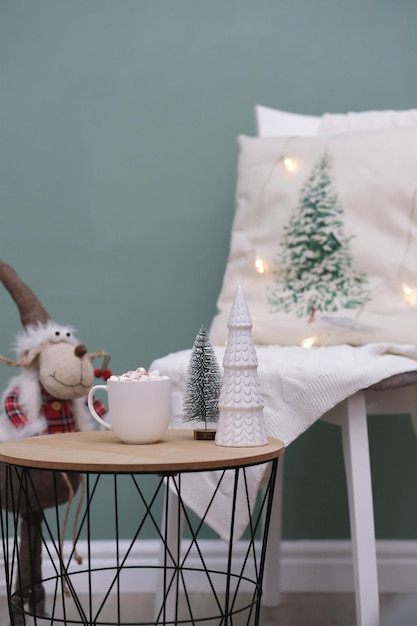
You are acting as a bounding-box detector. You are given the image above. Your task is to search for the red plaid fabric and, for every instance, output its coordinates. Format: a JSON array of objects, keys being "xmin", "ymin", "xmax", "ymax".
[
  {"xmin": 4, "ymin": 386, "xmax": 107, "ymax": 434},
  {"xmin": 41, "ymin": 387, "xmax": 78, "ymax": 434},
  {"xmin": 4, "ymin": 387, "xmax": 29, "ymax": 429}
]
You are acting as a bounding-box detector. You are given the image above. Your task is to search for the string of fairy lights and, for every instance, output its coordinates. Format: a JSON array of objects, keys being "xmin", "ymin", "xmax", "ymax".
[{"xmin": 253, "ymin": 150, "xmax": 299, "ymax": 277}]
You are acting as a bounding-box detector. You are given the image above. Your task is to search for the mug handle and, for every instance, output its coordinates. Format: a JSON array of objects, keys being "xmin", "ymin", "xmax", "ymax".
[{"xmin": 88, "ymin": 385, "xmax": 111, "ymax": 430}]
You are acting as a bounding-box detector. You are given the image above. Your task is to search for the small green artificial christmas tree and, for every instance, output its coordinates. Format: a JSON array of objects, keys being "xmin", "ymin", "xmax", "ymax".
[
  {"xmin": 268, "ymin": 151, "xmax": 370, "ymax": 322},
  {"xmin": 183, "ymin": 326, "xmax": 222, "ymax": 433}
]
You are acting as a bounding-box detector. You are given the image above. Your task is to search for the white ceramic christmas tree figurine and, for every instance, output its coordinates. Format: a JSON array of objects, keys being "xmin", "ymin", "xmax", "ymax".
[{"xmin": 215, "ymin": 285, "xmax": 268, "ymax": 447}]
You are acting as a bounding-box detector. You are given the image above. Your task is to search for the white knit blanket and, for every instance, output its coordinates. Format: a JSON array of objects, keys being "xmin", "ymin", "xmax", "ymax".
[{"xmin": 150, "ymin": 343, "xmax": 417, "ymax": 540}]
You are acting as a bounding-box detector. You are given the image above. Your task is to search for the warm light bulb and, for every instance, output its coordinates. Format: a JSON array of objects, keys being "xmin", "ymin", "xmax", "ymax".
[
  {"xmin": 301, "ymin": 336, "xmax": 317, "ymax": 349},
  {"xmin": 283, "ymin": 157, "xmax": 298, "ymax": 173},
  {"xmin": 401, "ymin": 283, "xmax": 417, "ymax": 305},
  {"xmin": 254, "ymin": 258, "xmax": 267, "ymax": 274}
]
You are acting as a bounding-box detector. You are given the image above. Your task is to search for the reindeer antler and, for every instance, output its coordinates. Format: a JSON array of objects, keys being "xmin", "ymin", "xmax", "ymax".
[
  {"xmin": 0, "ymin": 354, "xmax": 25, "ymax": 367},
  {"xmin": 87, "ymin": 349, "xmax": 112, "ymax": 373}
]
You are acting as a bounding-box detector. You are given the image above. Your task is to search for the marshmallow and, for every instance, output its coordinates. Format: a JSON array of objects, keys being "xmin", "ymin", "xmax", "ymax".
[{"xmin": 109, "ymin": 368, "xmax": 169, "ymax": 382}]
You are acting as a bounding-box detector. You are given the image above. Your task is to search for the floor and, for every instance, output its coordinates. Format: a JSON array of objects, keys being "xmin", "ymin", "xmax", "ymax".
[{"xmin": 1, "ymin": 592, "xmax": 416, "ymax": 625}]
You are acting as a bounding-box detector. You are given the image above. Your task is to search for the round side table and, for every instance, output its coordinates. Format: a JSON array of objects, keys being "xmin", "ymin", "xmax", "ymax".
[{"xmin": 0, "ymin": 429, "xmax": 284, "ymax": 625}]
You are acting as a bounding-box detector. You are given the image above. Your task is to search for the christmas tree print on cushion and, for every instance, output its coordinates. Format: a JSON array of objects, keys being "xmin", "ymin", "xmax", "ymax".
[
  {"xmin": 268, "ymin": 151, "xmax": 370, "ymax": 323},
  {"xmin": 210, "ymin": 127, "xmax": 417, "ymax": 347}
]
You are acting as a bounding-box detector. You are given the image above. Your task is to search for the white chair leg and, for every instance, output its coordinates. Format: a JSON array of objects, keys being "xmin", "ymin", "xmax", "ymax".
[
  {"xmin": 342, "ymin": 392, "xmax": 380, "ymax": 626},
  {"xmin": 262, "ymin": 455, "xmax": 284, "ymax": 607},
  {"xmin": 155, "ymin": 483, "xmax": 184, "ymax": 622}
]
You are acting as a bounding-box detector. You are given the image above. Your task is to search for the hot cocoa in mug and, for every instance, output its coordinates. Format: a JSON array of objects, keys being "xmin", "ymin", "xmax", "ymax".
[{"xmin": 88, "ymin": 368, "xmax": 172, "ymax": 444}]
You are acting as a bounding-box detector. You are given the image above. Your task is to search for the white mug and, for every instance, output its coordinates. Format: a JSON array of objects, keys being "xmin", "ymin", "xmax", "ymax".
[{"xmin": 88, "ymin": 378, "xmax": 172, "ymax": 444}]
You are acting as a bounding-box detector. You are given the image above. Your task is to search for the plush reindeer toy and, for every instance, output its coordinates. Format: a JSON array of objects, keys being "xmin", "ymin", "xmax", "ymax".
[{"xmin": 0, "ymin": 260, "xmax": 110, "ymax": 624}]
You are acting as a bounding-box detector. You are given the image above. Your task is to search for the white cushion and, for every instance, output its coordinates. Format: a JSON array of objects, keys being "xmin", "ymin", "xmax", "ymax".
[
  {"xmin": 320, "ymin": 108, "xmax": 417, "ymax": 134},
  {"xmin": 254, "ymin": 105, "xmax": 320, "ymax": 137},
  {"xmin": 210, "ymin": 126, "xmax": 417, "ymax": 347},
  {"xmin": 255, "ymin": 103, "xmax": 417, "ymax": 137}
]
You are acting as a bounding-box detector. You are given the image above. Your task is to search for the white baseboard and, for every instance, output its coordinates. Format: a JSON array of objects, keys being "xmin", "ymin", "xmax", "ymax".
[
  {"xmin": 280, "ymin": 540, "xmax": 417, "ymax": 594},
  {"xmin": 2, "ymin": 539, "xmax": 417, "ymax": 596}
]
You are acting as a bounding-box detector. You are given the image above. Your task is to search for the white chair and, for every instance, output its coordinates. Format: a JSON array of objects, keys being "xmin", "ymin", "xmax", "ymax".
[
  {"xmin": 155, "ymin": 106, "xmax": 417, "ymax": 626},
  {"xmin": 255, "ymin": 105, "xmax": 417, "ymax": 626},
  {"xmin": 263, "ymin": 382, "xmax": 417, "ymax": 626}
]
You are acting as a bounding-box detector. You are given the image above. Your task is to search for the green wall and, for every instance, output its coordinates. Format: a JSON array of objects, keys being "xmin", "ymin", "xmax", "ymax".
[{"xmin": 1, "ymin": 0, "xmax": 417, "ymax": 541}]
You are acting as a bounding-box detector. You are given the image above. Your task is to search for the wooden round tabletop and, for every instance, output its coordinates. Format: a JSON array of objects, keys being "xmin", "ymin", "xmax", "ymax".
[{"xmin": 0, "ymin": 429, "xmax": 284, "ymax": 473}]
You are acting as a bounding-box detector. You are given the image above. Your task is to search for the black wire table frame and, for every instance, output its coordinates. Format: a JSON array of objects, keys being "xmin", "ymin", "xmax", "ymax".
[{"xmin": 0, "ymin": 430, "xmax": 283, "ymax": 626}]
